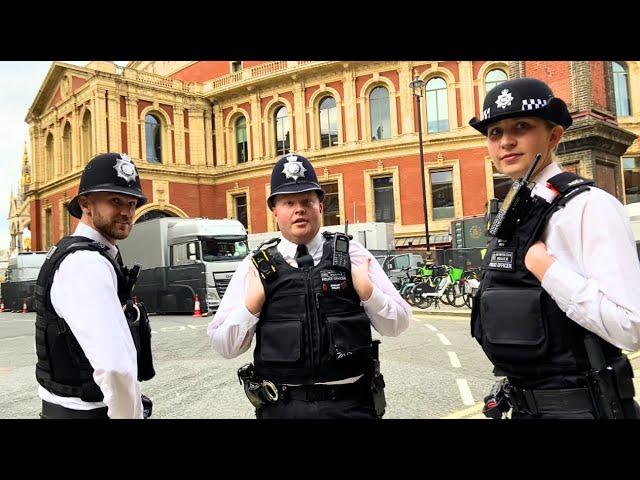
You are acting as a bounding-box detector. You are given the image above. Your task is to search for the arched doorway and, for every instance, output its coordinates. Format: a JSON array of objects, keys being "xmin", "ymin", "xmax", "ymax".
[{"xmin": 135, "ymin": 210, "xmax": 177, "ymax": 224}]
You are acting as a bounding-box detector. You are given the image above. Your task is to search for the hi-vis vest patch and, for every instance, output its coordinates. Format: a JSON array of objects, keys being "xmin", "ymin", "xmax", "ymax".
[
  {"xmin": 488, "ymin": 249, "xmax": 516, "ymax": 271},
  {"xmin": 320, "ymin": 270, "xmax": 348, "ymax": 293}
]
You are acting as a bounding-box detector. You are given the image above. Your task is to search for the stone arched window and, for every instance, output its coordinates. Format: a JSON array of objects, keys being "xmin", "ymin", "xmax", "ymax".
[
  {"xmin": 145, "ymin": 113, "xmax": 163, "ymax": 163},
  {"xmin": 235, "ymin": 116, "xmax": 248, "ymax": 163},
  {"xmin": 45, "ymin": 133, "xmax": 54, "ymax": 181},
  {"xmin": 425, "ymin": 77, "xmax": 449, "ymax": 133},
  {"xmin": 613, "ymin": 61, "xmax": 632, "ymax": 117},
  {"xmin": 62, "ymin": 122, "xmax": 72, "ymax": 173},
  {"xmin": 319, "ymin": 96, "xmax": 338, "ymax": 148},
  {"xmin": 81, "ymin": 110, "xmax": 93, "ymax": 163},
  {"xmin": 369, "ymin": 86, "xmax": 391, "ymax": 140},
  {"xmin": 485, "ymin": 69, "xmax": 508, "ymax": 94},
  {"xmin": 274, "ymin": 106, "xmax": 290, "ymax": 156}
]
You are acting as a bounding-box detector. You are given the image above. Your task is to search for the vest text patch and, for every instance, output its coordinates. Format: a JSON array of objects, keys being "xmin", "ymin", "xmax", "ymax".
[{"xmin": 488, "ymin": 249, "xmax": 515, "ymax": 271}]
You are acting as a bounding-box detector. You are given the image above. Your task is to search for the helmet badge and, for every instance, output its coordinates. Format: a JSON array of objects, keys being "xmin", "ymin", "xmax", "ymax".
[
  {"xmin": 281, "ymin": 153, "xmax": 306, "ymax": 182},
  {"xmin": 114, "ymin": 153, "xmax": 138, "ymax": 183},
  {"xmin": 495, "ymin": 89, "xmax": 514, "ymax": 109}
]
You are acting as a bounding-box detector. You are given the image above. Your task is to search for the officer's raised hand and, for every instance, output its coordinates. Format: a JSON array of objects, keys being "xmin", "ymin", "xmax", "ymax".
[
  {"xmin": 245, "ymin": 264, "xmax": 266, "ymax": 315},
  {"xmin": 351, "ymin": 257, "xmax": 374, "ymax": 301},
  {"xmin": 524, "ymin": 240, "xmax": 556, "ymax": 282}
]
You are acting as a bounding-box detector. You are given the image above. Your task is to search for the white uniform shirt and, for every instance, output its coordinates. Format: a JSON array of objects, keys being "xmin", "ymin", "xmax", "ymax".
[
  {"xmin": 38, "ymin": 222, "xmax": 143, "ymax": 419},
  {"xmin": 207, "ymin": 232, "xmax": 412, "ymax": 383},
  {"xmin": 530, "ymin": 162, "xmax": 640, "ymax": 352}
]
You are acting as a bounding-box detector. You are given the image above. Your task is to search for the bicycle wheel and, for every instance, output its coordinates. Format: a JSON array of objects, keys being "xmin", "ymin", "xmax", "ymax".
[{"xmin": 447, "ymin": 283, "xmax": 466, "ymax": 308}]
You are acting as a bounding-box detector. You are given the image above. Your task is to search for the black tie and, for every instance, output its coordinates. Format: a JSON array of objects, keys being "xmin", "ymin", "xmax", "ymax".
[{"xmin": 295, "ymin": 244, "xmax": 314, "ymax": 268}]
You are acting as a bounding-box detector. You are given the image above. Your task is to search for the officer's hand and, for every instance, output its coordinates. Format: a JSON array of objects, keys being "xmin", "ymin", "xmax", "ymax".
[
  {"xmin": 525, "ymin": 241, "xmax": 556, "ymax": 282},
  {"xmin": 245, "ymin": 264, "xmax": 266, "ymax": 315},
  {"xmin": 351, "ymin": 257, "xmax": 373, "ymax": 302}
]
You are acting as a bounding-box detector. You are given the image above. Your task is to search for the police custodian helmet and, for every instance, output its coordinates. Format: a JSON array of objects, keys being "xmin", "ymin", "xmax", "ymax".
[
  {"xmin": 267, "ymin": 153, "xmax": 325, "ymax": 209},
  {"xmin": 469, "ymin": 77, "xmax": 573, "ymax": 136},
  {"xmin": 67, "ymin": 153, "xmax": 148, "ymax": 218}
]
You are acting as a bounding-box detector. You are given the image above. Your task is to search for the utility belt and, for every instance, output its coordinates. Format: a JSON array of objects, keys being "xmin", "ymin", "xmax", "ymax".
[
  {"xmin": 39, "ymin": 395, "xmax": 153, "ymax": 419},
  {"xmin": 40, "ymin": 401, "xmax": 109, "ymax": 419},
  {"xmin": 238, "ymin": 340, "xmax": 387, "ymax": 417},
  {"xmin": 482, "ymin": 378, "xmax": 595, "ymax": 418}
]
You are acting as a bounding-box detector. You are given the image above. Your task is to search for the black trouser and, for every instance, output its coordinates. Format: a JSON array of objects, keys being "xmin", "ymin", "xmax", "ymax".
[
  {"xmin": 40, "ymin": 400, "xmax": 109, "ymax": 419},
  {"xmin": 255, "ymin": 379, "xmax": 378, "ymax": 420}
]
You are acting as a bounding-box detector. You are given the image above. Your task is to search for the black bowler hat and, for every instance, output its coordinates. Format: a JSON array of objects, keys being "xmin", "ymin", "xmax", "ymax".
[
  {"xmin": 68, "ymin": 153, "xmax": 148, "ymax": 218},
  {"xmin": 469, "ymin": 77, "xmax": 573, "ymax": 136},
  {"xmin": 267, "ymin": 153, "xmax": 325, "ymax": 209}
]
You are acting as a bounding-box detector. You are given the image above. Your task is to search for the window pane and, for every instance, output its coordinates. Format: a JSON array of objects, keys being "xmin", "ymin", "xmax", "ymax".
[
  {"xmin": 373, "ymin": 176, "xmax": 395, "ymax": 222},
  {"xmin": 426, "ymin": 78, "xmax": 449, "ymax": 133},
  {"xmin": 235, "ymin": 195, "xmax": 248, "ymax": 228},
  {"xmin": 320, "ymin": 96, "xmax": 338, "ymax": 148},
  {"xmin": 274, "ymin": 106, "xmax": 290, "ymax": 156},
  {"xmin": 370, "ymin": 86, "xmax": 390, "ymax": 140},
  {"xmin": 623, "ymin": 157, "xmax": 640, "ymax": 170},
  {"xmin": 145, "ymin": 114, "xmax": 161, "ymax": 163},
  {"xmin": 613, "ymin": 62, "xmax": 631, "ymax": 117},
  {"xmin": 321, "ymin": 182, "xmax": 340, "ymax": 226},
  {"xmin": 236, "ymin": 117, "xmax": 247, "ymax": 163},
  {"xmin": 485, "ymin": 69, "xmax": 508, "ymax": 93},
  {"xmin": 431, "ymin": 169, "xmax": 454, "ymax": 219}
]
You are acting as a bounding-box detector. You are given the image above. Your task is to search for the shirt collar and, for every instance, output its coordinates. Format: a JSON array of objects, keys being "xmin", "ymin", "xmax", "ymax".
[
  {"xmin": 278, "ymin": 231, "xmax": 324, "ymax": 259},
  {"xmin": 73, "ymin": 222, "xmax": 119, "ymax": 259},
  {"xmin": 531, "ymin": 162, "xmax": 563, "ymax": 203}
]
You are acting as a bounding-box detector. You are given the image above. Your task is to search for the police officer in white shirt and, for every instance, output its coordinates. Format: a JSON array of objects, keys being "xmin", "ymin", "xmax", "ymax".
[
  {"xmin": 208, "ymin": 153, "xmax": 411, "ymax": 419},
  {"xmin": 469, "ymin": 77, "xmax": 640, "ymax": 419},
  {"xmin": 35, "ymin": 153, "xmax": 155, "ymax": 419}
]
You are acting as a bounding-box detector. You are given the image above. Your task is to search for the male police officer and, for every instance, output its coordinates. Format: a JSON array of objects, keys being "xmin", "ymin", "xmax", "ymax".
[
  {"xmin": 469, "ymin": 78, "xmax": 640, "ymax": 419},
  {"xmin": 35, "ymin": 153, "xmax": 155, "ymax": 419},
  {"xmin": 208, "ymin": 153, "xmax": 411, "ymax": 419}
]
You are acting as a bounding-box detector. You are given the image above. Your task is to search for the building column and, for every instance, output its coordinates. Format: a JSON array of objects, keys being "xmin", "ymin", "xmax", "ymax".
[
  {"xmin": 398, "ymin": 62, "xmax": 414, "ymax": 135},
  {"xmin": 343, "ymin": 66, "xmax": 357, "ymax": 143}
]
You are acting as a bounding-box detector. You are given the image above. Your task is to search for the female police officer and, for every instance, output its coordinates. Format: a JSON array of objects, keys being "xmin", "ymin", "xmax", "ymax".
[{"xmin": 468, "ymin": 77, "xmax": 640, "ymax": 419}]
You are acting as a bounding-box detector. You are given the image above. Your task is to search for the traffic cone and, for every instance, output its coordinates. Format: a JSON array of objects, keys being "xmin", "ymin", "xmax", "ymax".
[
  {"xmin": 0, "ymin": 298, "xmax": 5, "ymax": 312},
  {"xmin": 192, "ymin": 294, "xmax": 202, "ymax": 317},
  {"xmin": 22, "ymin": 299, "xmax": 28, "ymax": 314}
]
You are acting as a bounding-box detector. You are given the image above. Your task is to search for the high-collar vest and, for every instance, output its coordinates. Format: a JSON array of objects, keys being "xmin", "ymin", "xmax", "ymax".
[{"xmin": 254, "ymin": 235, "xmax": 373, "ymax": 385}]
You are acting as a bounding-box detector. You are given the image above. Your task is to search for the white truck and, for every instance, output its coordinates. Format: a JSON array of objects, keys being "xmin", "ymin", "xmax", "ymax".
[
  {"xmin": 0, "ymin": 251, "xmax": 48, "ymax": 312},
  {"xmin": 118, "ymin": 218, "xmax": 248, "ymax": 315}
]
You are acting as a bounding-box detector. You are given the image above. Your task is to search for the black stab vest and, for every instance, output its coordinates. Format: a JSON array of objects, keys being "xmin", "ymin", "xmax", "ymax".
[
  {"xmin": 471, "ymin": 173, "xmax": 623, "ymax": 390},
  {"xmin": 254, "ymin": 235, "xmax": 373, "ymax": 385},
  {"xmin": 34, "ymin": 235, "xmax": 153, "ymax": 402}
]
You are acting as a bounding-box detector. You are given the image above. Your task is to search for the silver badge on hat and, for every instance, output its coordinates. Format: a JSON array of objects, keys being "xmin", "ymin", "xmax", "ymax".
[
  {"xmin": 114, "ymin": 153, "xmax": 138, "ymax": 183},
  {"xmin": 495, "ymin": 89, "xmax": 514, "ymax": 109},
  {"xmin": 281, "ymin": 153, "xmax": 307, "ymax": 181}
]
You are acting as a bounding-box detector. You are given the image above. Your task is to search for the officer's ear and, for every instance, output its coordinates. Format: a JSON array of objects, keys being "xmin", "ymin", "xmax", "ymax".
[{"xmin": 78, "ymin": 195, "xmax": 92, "ymax": 215}]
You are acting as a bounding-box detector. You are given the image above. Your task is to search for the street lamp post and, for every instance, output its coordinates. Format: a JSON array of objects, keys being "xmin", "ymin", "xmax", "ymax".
[{"xmin": 409, "ymin": 74, "xmax": 430, "ymax": 252}]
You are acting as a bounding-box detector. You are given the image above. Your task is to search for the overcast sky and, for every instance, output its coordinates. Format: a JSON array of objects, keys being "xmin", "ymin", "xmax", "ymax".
[{"xmin": 0, "ymin": 61, "xmax": 127, "ymax": 250}]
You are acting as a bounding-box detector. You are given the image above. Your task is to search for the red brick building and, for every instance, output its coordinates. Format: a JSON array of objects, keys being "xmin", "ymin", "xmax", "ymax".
[{"xmin": 22, "ymin": 60, "xmax": 640, "ymax": 251}]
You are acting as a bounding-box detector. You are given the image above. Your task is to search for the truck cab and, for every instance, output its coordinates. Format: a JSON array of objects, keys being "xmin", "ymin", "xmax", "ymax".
[
  {"xmin": 118, "ymin": 218, "xmax": 248, "ymax": 314},
  {"xmin": 1, "ymin": 251, "xmax": 47, "ymax": 311}
]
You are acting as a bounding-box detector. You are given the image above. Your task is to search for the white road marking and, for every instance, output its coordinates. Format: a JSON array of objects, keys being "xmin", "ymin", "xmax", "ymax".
[
  {"xmin": 424, "ymin": 324, "xmax": 438, "ymax": 332},
  {"xmin": 187, "ymin": 324, "xmax": 208, "ymax": 330},
  {"xmin": 160, "ymin": 325, "xmax": 186, "ymax": 332},
  {"xmin": 456, "ymin": 379, "xmax": 475, "ymax": 406},
  {"xmin": 437, "ymin": 333, "xmax": 452, "ymax": 346},
  {"xmin": 448, "ymin": 351, "xmax": 461, "ymax": 368}
]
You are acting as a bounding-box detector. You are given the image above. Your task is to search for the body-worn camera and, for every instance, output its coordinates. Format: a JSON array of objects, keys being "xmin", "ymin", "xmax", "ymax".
[
  {"xmin": 252, "ymin": 250, "xmax": 277, "ymax": 281},
  {"xmin": 332, "ymin": 233, "xmax": 351, "ymax": 270},
  {"xmin": 488, "ymin": 153, "xmax": 542, "ymax": 240}
]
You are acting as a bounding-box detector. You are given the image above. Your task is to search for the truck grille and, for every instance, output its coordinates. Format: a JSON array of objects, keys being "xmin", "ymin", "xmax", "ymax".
[{"xmin": 215, "ymin": 278, "xmax": 230, "ymax": 298}]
